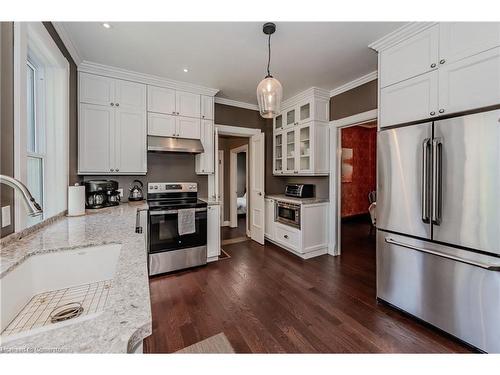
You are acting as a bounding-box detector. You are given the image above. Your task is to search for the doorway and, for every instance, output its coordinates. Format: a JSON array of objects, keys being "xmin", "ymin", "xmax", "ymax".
[{"xmin": 339, "ymin": 122, "xmax": 377, "ymax": 256}]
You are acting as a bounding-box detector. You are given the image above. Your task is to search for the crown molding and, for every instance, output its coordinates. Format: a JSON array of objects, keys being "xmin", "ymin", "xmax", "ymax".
[
  {"xmin": 329, "ymin": 71, "xmax": 378, "ymax": 98},
  {"xmin": 281, "ymin": 87, "xmax": 330, "ymax": 110},
  {"xmin": 369, "ymin": 22, "xmax": 437, "ymax": 52},
  {"xmin": 51, "ymin": 22, "xmax": 83, "ymax": 66},
  {"xmin": 214, "ymin": 97, "xmax": 259, "ymax": 111},
  {"xmin": 78, "ymin": 60, "xmax": 219, "ymax": 97}
]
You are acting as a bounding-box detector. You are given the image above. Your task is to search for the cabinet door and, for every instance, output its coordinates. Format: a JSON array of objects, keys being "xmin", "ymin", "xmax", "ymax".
[
  {"xmin": 439, "ymin": 22, "xmax": 500, "ymax": 65},
  {"xmin": 380, "ymin": 70, "xmax": 438, "ymax": 128},
  {"xmin": 176, "ymin": 91, "xmax": 201, "ymax": 118},
  {"xmin": 79, "ymin": 104, "xmax": 114, "ymax": 173},
  {"xmin": 297, "ymin": 124, "xmax": 312, "ymax": 173},
  {"xmin": 297, "ymin": 101, "xmax": 312, "ymax": 125},
  {"xmin": 274, "ymin": 113, "xmax": 283, "ymax": 131},
  {"xmin": 147, "ymin": 85, "xmax": 176, "ymax": 115},
  {"xmin": 196, "ymin": 120, "xmax": 214, "ymax": 174},
  {"xmin": 115, "ymin": 108, "xmax": 147, "ymax": 174},
  {"xmin": 201, "ymin": 95, "xmax": 214, "ymax": 120},
  {"xmin": 114, "ymin": 80, "xmax": 146, "ymax": 110},
  {"xmin": 284, "ymin": 129, "xmax": 296, "ymax": 173},
  {"xmin": 147, "ymin": 113, "xmax": 176, "ymax": 137},
  {"xmin": 438, "ymin": 47, "xmax": 500, "ymax": 116},
  {"xmin": 274, "ymin": 132, "xmax": 283, "ymax": 174},
  {"xmin": 380, "ymin": 25, "xmax": 439, "ymax": 88},
  {"xmin": 176, "ymin": 116, "xmax": 201, "ymax": 139},
  {"xmin": 207, "ymin": 205, "xmax": 221, "ymax": 260},
  {"xmin": 285, "ymin": 108, "xmax": 296, "ymax": 127},
  {"xmin": 79, "ymin": 73, "xmax": 114, "ymax": 107},
  {"xmin": 264, "ymin": 199, "xmax": 276, "ymax": 240}
]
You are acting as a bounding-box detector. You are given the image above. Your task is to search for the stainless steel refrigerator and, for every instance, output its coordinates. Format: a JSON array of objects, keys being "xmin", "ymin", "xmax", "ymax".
[{"xmin": 377, "ymin": 108, "xmax": 500, "ymax": 353}]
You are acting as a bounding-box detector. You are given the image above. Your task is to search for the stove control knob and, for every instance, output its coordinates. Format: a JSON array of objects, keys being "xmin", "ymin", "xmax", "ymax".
[{"xmin": 153, "ymin": 185, "xmax": 158, "ymax": 190}]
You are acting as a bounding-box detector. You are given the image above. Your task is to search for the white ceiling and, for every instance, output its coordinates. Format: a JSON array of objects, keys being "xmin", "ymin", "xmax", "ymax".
[{"xmin": 60, "ymin": 22, "xmax": 405, "ymax": 104}]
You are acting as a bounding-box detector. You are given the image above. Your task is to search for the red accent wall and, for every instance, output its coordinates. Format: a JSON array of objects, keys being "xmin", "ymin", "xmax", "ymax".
[{"xmin": 341, "ymin": 124, "xmax": 377, "ymax": 218}]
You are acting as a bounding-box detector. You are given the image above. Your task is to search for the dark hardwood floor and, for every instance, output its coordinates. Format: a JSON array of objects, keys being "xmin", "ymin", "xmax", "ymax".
[
  {"xmin": 221, "ymin": 214, "xmax": 247, "ymax": 240},
  {"xmin": 144, "ymin": 217, "xmax": 474, "ymax": 353}
]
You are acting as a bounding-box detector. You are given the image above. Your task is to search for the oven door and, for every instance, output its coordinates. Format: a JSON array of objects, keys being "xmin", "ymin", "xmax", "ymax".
[
  {"xmin": 148, "ymin": 207, "xmax": 207, "ymax": 254},
  {"xmin": 276, "ymin": 203, "xmax": 300, "ymax": 228}
]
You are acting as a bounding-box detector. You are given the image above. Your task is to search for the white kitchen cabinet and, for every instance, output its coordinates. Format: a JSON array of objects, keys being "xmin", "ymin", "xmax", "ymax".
[
  {"xmin": 78, "ymin": 73, "xmax": 147, "ymax": 175},
  {"xmin": 274, "ymin": 113, "xmax": 283, "ymax": 131},
  {"xmin": 439, "ymin": 22, "xmax": 500, "ymax": 65},
  {"xmin": 207, "ymin": 204, "xmax": 221, "ymax": 262},
  {"xmin": 201, "ymin": 95, "xmax": 214, "ymax": 120},
  {"xmin": 273, "ymin": 132, "xmax": 283, "ymax": 174},
  {"xmin": 115, "ymin": 108, "xmax": 147, "ymax": 174},
  {"xmin": 265, "ymin": 200, "xmax": 329, "ymax": 259},
  {"xmin": 438, "ymin": 47, "xmax": 500, "ymax": 116},
  {"xmin": 147, "ymin": 85, "xmax": 176, "ymax": 114},
  {"xmin": 177, "ymin": 117, "xmax": 201, "ymax": 139},
  {"xmin": 79, "ymin": 104, "xmax": 114, "ymax": 173},
  {"xmin": 79, "ymin": 73, "xmax": 115, "ymax": 107},
  {"xmin": 176, "ymin": 91, "xmax": 201, "ymax": 118},
  {"xmin": 284, "ymin": 128, "xmax": 296, "ymax": 174},
  {"xmin": 196, "ymin": 120, "xmax": 214, "ymax": 174},
  {"xmin": 380, "ymin": 71, "xmax": 438, "ymax": 128},
  {"xmin": 380, "ymin": 25, "xmax": 439, "ymax": 88},
  {"xmin": 264, "ymin": 198, "xmax": 276, "ymax": 241},
  {"xmin": 147, "ymin": 112, "xmax": 177, "ymax": 137}
]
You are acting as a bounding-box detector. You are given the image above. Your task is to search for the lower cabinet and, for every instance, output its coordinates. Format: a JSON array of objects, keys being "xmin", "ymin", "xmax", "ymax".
[
  {"xmin": 207, "ymin": 204, "xmax": 221, "ymax": 262},
  {"xmin": 265, "ymin": 200, "xmax": 329, "ymax": 259}
]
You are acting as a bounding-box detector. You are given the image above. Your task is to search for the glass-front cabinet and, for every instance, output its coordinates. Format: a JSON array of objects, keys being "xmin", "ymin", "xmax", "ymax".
[
  {"xmin": 274, "ymin": 114, "xmax": 283, "ymax": 131},
  {"xmin": 274, "ymin": 132, "xmax": 283, "ymax": 174},
  {"xmin": 285, "ymin": 129, "xmax": 296, "ymax": 173},
  {"xmin": 298, "ymin": 125, "xmax": 311, "ymax": 173}
]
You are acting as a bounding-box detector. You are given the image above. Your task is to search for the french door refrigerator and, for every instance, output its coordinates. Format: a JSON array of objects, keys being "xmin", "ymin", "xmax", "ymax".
[{"xmin": 377, "ymin": 108, "xmax": 500, "ymax": 353}]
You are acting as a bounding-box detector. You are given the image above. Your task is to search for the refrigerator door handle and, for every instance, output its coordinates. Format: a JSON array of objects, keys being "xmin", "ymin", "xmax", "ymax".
[
  {"xmin": 432, "ymin": 138, "xmax": 443, "ymax": 225},
  {"xmin": 421, "ymin": 138, "xmax": 431, "ymax": 223},
  {"xmin": 384, "ymin": 237, "xmax": 500, "ymax": 271}
]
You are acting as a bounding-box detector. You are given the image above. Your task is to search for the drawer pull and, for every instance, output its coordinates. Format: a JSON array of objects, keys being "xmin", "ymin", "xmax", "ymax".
[{"xmin": 284, "ymin": 235, "xmax": 289, "ymax": 239}]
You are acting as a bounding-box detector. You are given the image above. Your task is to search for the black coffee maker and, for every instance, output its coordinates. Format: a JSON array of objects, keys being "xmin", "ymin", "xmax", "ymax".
[{"xmin": 84, "ymin": 180, "xmax": 121, "ymax": 209}]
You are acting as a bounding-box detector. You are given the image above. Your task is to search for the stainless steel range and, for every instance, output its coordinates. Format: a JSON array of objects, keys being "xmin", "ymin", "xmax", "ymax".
[{"xmin": 147, "ymin": 182, "xmax": 207, "ymax": 276}]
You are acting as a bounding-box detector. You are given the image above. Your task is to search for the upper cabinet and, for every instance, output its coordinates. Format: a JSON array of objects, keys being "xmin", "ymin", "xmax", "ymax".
[
  {"xmin": 78, "ymin": 73, "xmax": 147, "ymax": 175},
  {"xmin": 147, "ymin": 85, "xmax": 200, "ymax": 118},
  {"xmin": 273, "ymin": 88, "xmax": 329, "ymax": 176},
  {"xmin": 375, "ymin": 22, "xmax": 500, "ymax": 128},
  {"xmin": 201, "ymin": 95, "xmax": 214, "ymax": 120}
]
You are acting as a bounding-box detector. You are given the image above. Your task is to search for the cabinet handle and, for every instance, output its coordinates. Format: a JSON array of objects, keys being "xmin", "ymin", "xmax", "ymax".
[
  {"xmin": 439, "ymin": 59, "xmax": 446, "ymax": 65},
  {"xmin": 115, "ymin": 168, "xmax": 119, "ymax": 172},
  {"xmin": 439, "ymin": 109, "xmax": 445, "ymax": 114},
  {"xmin": 115, "ymin": 103, "xmax": 119, "ymax": 107},
  {"xmin": 176, "ymin": 112, "xmax": 179, "ymax": 115},
  {"xmin": 430, "ymin": 63, "xmax": 436, "ymax": 68},
  {"xmin": 172, "ymin": 111, "xmax": 176, "ymax": 115},
  {"xmin": 110, "ymin": 103, "xmax": 114, "ymax": 106},
  {"xmin": 110, "ymin": 168, "xmax": 114, "ymax": 172},
  {"xmin": 202, "ymin": 115, "xmax": 205, "ymax": 119},
  {"xmin": 284, "ymin": 235, "xmax": 289, "ymax": 239},
  {"xmin": 430, "ymin": 111, "xmax": 436, "ymax": 116}
]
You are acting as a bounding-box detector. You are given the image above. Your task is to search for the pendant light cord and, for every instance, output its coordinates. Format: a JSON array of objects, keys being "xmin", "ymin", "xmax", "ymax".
[{"xmin": 267, "ymin": 34, "xmax": 271, "ymax": 77}]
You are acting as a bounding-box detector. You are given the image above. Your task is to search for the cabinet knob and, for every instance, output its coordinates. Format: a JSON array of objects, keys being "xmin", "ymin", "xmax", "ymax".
[
  {"xmin": 284, "ymin": 235, "xmax": 289, "ymax": 239},
  {"xmin": 439, "ymin": 109, "xmax": 445, "ymax": 114},
  {"xmin": 439, "ymin": 59, "xmax": 446, "ymax": 65},
  {"xmin": 115, "ymin": 103, "xmax": 119, "ymax": 107},
  {"xmin": 176, "ymin": 112, "xmax": 179, "ymax": 115},
  {"xmin": 172, "ymin": 111, "xmax": 176, "ymax": 114},
  {"xmin": 110, "ymin": 168, "xmax": 114, "ymax": 172},
  {"xmin": 110, "ymin": 103, "xmax": 114, "ymax": 106},
  {"xmin": 202, "ymin": 115, "xmax": 205, "ymax": 119},
  {"xmin": 115, "ymin": 168, "xmax": 119, "ymax": 172},
  {"xmin": 430, "ymin": 63, "xmax": 436, "ymax": 68},
  {"xmin": 430, "ymin": 111, "xmax": 436, "ymax": 116}
]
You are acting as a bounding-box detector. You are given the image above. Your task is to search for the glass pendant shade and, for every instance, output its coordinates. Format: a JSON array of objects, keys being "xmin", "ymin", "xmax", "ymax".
[{"xmin": 257, "ymin": 76, "xmax": 283, "ymax": 118}]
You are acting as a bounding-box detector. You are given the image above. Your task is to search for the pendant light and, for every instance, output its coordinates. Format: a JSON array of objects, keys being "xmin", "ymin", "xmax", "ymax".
[{"xmin": 256, "ymin": 22, "xmax": 283, "ymax": 119}]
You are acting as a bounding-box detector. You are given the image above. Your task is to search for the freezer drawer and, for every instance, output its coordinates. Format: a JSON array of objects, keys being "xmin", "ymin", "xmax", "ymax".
[
  {"xmin": 433, "ymin": 109, "xmax": 500, "ymax": 255},
  {"xmin": 377, "ymin": 122, "xmax": 432, "ymax": 239},
  {"xmin": 377, "ymin": 230, "xmax": 500, "ymax": 352}
]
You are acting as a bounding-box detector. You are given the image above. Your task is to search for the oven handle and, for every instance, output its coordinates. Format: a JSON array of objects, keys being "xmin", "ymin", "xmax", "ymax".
[{"xmin": 149, "ymin": 207, "xmax": 207, "ymax": 216}]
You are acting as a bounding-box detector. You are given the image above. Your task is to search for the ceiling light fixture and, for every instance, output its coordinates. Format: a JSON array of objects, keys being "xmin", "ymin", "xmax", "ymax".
[
  {"xmin": 183, "ymin": 68, "xmax": 189, "ymax": 73},
  {"xmin": 102, "ymin": 23, "xmax": 111, "ymax": 29},
  {"xmin": 256, "ymin": 22, "xmax": 282, "ymax": 119}
]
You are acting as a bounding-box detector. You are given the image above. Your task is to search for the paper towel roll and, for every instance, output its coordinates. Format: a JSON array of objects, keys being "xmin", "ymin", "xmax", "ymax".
[{"xmin": 68, "ymin": 184, "xmax": 86, "ymax": 216}]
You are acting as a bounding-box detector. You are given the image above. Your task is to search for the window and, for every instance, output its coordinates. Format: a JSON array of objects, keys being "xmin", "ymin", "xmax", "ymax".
[{"xmin": 26, "ymin": 58, "xmax": 45, "ymax": 225}]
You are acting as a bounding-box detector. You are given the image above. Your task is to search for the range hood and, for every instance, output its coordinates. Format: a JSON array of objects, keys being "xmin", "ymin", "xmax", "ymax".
[{"xmin": 147, "ymin": 135, "xmax": 204, "ymax": 154}]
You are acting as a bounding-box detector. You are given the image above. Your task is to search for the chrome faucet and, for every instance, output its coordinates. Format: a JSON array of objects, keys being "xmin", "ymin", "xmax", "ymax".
[{"xmin": 0, "ymin": 174, "xmax": 43, "ymax": 217}]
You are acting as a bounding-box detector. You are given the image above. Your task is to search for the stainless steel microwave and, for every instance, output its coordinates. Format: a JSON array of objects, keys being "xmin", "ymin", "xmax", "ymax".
[{"xmin": 275, "ymin": 201, "xmax": 301, "ymax": 229}]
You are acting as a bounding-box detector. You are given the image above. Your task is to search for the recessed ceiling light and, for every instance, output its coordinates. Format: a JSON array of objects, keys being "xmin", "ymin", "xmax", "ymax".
[
  {"xmin": 183, "ymin": 68, "xmax": 189, "ymax": 73},
  {"xmin": 102, "ymin": 23, "xmax": 111, "ymax": 29}
]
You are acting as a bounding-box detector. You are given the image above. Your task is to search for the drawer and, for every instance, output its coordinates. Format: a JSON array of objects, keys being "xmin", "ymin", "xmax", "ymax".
[{"xmin": 275, "ymin": 223, "xmax": 301, "ymax": 253}]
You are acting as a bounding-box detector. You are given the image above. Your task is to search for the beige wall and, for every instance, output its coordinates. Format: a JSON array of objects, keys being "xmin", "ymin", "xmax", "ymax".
[{"xmin": 330, "ymin": 80, "xmax": 378, "ymax": 121}]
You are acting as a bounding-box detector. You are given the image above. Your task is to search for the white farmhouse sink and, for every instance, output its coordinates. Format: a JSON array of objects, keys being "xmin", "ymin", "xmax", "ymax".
[{"xmin": 0, "ymin": 244, "xmax": 121, "ymax": 343}]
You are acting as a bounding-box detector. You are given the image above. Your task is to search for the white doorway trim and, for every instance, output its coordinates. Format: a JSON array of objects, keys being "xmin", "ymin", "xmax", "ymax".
[
  {"xmin": 218, "ymin": 150, "xmax": 229, "ymax": 226},
  {"xmin": 210, "ymin": 124, "xmax": 263, "ymax": 243},
  {"xmin": 328, "ymin": 109, "xmax": 378, "ymax": 256},
  {"xmin": 229, "ymin": 144, "xmax": 249, "ymax": 234}
]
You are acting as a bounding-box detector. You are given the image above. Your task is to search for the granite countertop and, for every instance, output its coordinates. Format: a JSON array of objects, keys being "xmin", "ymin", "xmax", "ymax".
[
  {"xmin": 265, "ymin": 194, "xmax": 329, "ymax": 205},
  {"xmin": 0, "ymin": 202, "xmax": 152, "ymax": 353}
]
